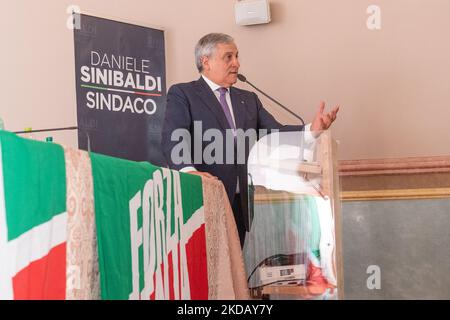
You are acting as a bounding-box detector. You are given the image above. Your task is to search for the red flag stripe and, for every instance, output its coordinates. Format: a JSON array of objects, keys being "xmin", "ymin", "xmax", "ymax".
[{"xmin": 12, "ymin": 242, "xmax": 66, "ymax": 300}]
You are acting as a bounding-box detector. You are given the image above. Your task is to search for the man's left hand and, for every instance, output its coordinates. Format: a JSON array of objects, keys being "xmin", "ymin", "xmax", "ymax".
[{"xmin": 311, "ymin": 101, "xmax": 340, "ymax": 134}]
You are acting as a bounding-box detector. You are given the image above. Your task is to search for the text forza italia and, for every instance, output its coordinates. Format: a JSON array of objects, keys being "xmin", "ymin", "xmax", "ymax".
[{"xmin": 128, "ymin": 169, "xmax": 200, "ymax": 300}]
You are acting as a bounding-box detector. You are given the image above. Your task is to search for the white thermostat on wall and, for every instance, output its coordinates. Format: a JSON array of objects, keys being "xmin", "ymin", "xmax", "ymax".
[{"xmin": 235, "ymin": 0, "xmax": 271, "ymax": 26}]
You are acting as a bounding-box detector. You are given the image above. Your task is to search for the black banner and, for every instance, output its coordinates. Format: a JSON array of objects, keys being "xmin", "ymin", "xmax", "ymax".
[{"xmin": 74, "ymin": 14, "xmax": 166, "ymax": 166}]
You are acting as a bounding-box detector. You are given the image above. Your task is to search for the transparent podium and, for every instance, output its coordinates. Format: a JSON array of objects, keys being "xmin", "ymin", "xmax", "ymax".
[{"xmin": 243, "ymin": 130, "xmax": 343, "ymax": 300}]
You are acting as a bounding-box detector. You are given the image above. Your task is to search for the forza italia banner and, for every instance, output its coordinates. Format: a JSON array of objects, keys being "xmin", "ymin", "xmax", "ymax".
[{"xmin": 90, "ymin": 153, "xmax": 208, "ymax": 299}]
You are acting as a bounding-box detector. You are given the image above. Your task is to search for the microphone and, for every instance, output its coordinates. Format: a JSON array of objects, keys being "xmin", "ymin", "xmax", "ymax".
[{"xmin": 237, "ymin": 74, "xmax": 305, "ymax": 126}]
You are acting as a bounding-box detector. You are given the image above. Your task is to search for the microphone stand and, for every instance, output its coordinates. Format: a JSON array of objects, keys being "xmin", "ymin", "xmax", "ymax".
[
  {"xmin": 237, "ymin": 74, "xmax": 305, "ymax": 126},
  {"xmin": 237, "ymin": 74, "xmax": 307, "ymax": 161},
  {"xmin": 13, "ymin": 126, "xmax": 78, "ymax": 134}
]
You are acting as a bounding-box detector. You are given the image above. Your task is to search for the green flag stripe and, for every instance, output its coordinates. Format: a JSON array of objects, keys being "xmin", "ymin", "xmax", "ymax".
[
  {"xmin": 0, "ymin": 131, "xmax": 66, "ymax": 241},
  {"xmin": 91, "ymin": 153, "xmax": 159, "ymax": 299},
  {"xmin": 179, "ymin": 172, "xmax": 203, "ymax": 223}
]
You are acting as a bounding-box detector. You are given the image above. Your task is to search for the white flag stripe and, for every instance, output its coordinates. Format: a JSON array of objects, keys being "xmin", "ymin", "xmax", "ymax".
[
  {"xmin": 0, "ymin": 211, "xmax": 67, "ymax": 299},
  {"xmin": 0, "ymin": 142, "xmax": 13, "ymax": 299},
  {"xmin": 182, "ymin": 207, "xmax": 205, "ymax": 242},
  {"xmin": 9, "ymin": 211, "xmax": 67, "ymax": 274},
  {"xmin": 167, "ymin": 208, "xmax": 205, "ymax": 254}
]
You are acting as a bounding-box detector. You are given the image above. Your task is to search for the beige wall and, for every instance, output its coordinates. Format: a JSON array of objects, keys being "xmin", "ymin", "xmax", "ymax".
[{"xmin": 1, "ymin": 0, "xmax": 449, "ymax": 160}]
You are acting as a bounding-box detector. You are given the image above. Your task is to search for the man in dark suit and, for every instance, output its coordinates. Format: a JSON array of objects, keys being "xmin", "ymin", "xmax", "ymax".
[{"xmin": 162, "ymin": 33, "xmax": 339, "ymax": 247}]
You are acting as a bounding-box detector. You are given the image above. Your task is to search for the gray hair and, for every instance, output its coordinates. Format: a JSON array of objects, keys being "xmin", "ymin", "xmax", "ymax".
[{"xmin": 195, "ymin": 33, "xmax": 234, "ymax": 73}]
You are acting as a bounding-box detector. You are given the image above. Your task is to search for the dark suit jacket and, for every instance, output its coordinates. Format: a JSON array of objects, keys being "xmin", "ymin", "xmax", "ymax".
[{"xmin": 162, "ymin": 76, "xmax": 304, "ymax": 231}]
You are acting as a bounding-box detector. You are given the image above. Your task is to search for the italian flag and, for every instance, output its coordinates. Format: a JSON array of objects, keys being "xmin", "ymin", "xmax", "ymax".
[{"xmin": 0, "ymin": 131, "xmax": 67, "ymax": 299}]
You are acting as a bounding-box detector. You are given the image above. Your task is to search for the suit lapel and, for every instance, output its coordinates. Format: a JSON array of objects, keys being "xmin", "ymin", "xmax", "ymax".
[
  {"xmin": 230, "ymin": 87, "xmax": 246, "ymax": 130},
  {"xmin": 194, "ymin": 77, "xmax": 232, "ymax": 131}
]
